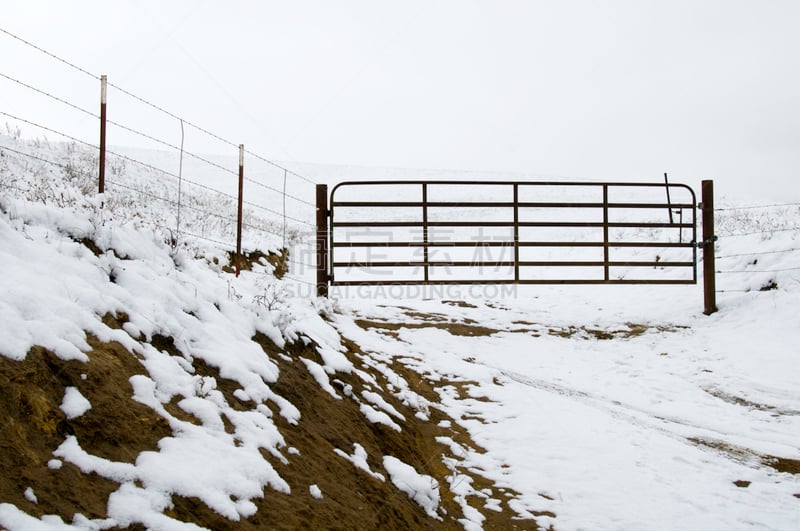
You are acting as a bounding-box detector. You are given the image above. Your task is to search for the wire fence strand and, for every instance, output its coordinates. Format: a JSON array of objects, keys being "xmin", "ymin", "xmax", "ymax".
[
  {"xmin": 718, "ymin": 267, "xmax": 800, "ymax": 274},
  {"xmin": 0, "ymin": 71, "xmax": 99, "ymax": 119},
  {"xmin": 720, "ymin": 227, "xmax": 800, "ymax": 238},
  {"xmin": 717, "ymin": 248, "xmax": 800, "ymax": 259},
  {"xmin": 0, "ymin": 24, "xmax": 316, "ymax": 188},
  {"xmin": 0, "ymin": 26, "xmax": 99, "ymax": 80},
  {"xmin": 2, "ymin": 26, "xmax": 322, "ymax": 291},
  {"xmin": 716, "ymin": 202, "xmax": 800, "ymax": 212}
]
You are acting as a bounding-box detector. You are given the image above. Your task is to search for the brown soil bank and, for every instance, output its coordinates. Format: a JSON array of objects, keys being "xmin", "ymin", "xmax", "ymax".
[{"xmin": 0, "ymin": 317, "xmax": 543, "ymax": 530}]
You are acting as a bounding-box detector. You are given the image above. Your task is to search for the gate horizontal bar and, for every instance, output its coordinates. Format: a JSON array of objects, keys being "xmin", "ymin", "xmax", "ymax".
[
  {"xmin": 332, "ymin": 179, "xmax": 696, "ymax": 189},
  {"xmin": 333, "ymin": 260, "xmax": 694, "ymax": 268},
  {"xmin": 332, "ymin": 240, "xmax": 695, "ymax": 248},
  {"xmin": 331, "ymin": 279, "xmax": 697, "ymax": 286},
  {"xmin": 332, "ymin": 201, "xmax": 694, "ymax": 210},
  {"xmin": 333, "ymin": 220, "xmax": 694, "ymax": 229}
]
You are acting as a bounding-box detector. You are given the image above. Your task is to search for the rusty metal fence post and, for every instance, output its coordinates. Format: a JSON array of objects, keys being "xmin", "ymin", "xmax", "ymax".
[
  {"xmin": 602, "ymin": 184, "xmax": 610, "ymax": 281},
  {"xmin": 701, "ymin": 180, "xmax": 717, "ymax": 315},
  {"xmin": 98, "ymin": 75, "xmax": 107, "ymax": 194},
  {"xmin": 235, "ymin": 144, "xmax": 244, "ymax": 277},
  {"xmin": 316, "ymin": 184, "xmax": 329, "ymax": 297},
  {"xmin": 513, "ymin": 183, "xmax": 520, "ymax": 282},
  {"xmin": 422, "ymin": 183, "xmax": 429, "ymax": 282}
]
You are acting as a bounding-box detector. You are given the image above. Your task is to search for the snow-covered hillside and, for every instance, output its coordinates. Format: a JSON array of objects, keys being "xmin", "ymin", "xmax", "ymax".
[{"xmin": 1, "ymin": 134, "xmax": 799, "ymax": 530}]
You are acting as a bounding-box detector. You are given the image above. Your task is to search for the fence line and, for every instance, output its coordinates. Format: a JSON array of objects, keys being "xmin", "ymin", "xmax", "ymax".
[
  {"xmin": 1, "ymin": 68, "xmax": 317, "ymax": 213},
  {"xmin": 0, "ymin": 27, "xmax": 98, "ymax": 80},
  {"xmin": 712, "ymin": 202, "xmax": 800, "ymax": 292},
  {"xmin": 1, "ymin": 124, "xmax": 315, "ymax": 275},
  {"xmin": 244, "ymin": 176, "xmax": 315, "ymax": 207},
  {"xmin": 717, "ymin": 248, "xmax": 800, "ymax": 259},
  {"xmin": 0, "ymin": 143, "xmax": 64, "ymax": 167},
  {"xmin": 2, "ymin": 139, "xmax": 305, "ymax": 245},
  {"xmin": 243, "ymin": 198, "xmax": 314, "ymax": 226},
  {"xmin": 718, "ymin": 267, "xmax": 800, "ymax": 274},
  {"xmin": 1, "ymin": 143, "xmax": 272, "ymax": 239},
  {"xmin": 0, "ymin": 71, "xmax": 99, "ymax": 119},
  {"xmin": 0, "ymin": 25, "xmax": 321, "ymax": 282},
  {"xmin": 720, "ymin": 227, "xmax": 800, "ymax": 238},
  {"xmin": 715, "ymin": 202, "xmax": 800, "ymax": 212},
  {"xmin": 1, "ymin": 110, "xmax": 98, "ymax": 149},
  {"xmin": 0, "ymin": 24, "xmax": 314, "ymax": 189},
  {"xmin": 0, "ymin": 110, "xmax": 233, "ymax": 203}
]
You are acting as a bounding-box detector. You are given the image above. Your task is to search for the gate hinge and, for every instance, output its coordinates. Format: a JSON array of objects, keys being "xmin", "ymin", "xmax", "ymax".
[{"xmin": 692, "ymin": 235, "xmax": 718, "ymax": 247}]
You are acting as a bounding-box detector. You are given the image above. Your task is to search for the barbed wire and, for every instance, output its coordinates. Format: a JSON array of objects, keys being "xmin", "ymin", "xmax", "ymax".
[
  {"xmin": 715, "ymin": 289, "xmax": 754, "ymax": 293},
  {"xmin": 0, "ymin": 24, "xmax": 316, "ymax": 188},
  {"xmin": 0, "ymin": 26, "xmax": 99, "ymax": 80},
  {"xmin": 0, "ymin": 143, "xmax": 66, "ymax": 168},
  {"xmin": 106, "ymin": 82, "xmax": 317, "ymax": 188},
  {"xmin": 0, "ymin": 70, "xmax": 98, "ymax": 119},
  {"xmin": 242, "ymin": 198, "xmax": 314, "ymax": 227},
  {"xmin": 108, "ymin": 179, "xmax": 297, "ymax": 242},
  {"xmin": 717, "ymin": 248, "xmax": 800, "ymax": 259},
  {"xmin": 282, "ymin": 273, "xmax": 317, "ymax": 287},
  {"xmin": 0, "ymin": 111, "xmax": 242, "ymax": 202},
  {"xmin": 108, "ymin": 149, "xmax": 239, "ymax": 202},
  {"xmin": 106, "ymin": 119, "xmax": 241, "ymax": 177},
  {"xmin": 244, "ymin": 149, "xmax": 315, "ymax": 185},
  {"xmin": 1, "ymin": 110, "xmax": 99, "ymax": 150},
  {"xmin": 243, "ymin": 176, "xmax": 315, "ymax": 207},
  {"xmin": 176, "ymin": 229, "xmax": 235, "ymax": 250},
  {"xmin": 719, "ymin": 227, "xmax": 800, "ymax": 238},
  {"xmin": 108, "ymin": 114, "xmax": 316, "ymax": 209},
  {"xmin": 0, "ymin": 180, "xmax": 31, "ymax": 195},
  {"xmin": 105, "ymin": 178, "xmax": 233, "ymax": 220},
  {"xmin": 1, "ymin": 127, "xmax": 304, "ymax": 242},
  {"xmin": 717, "ymin": 267, "xmax": 800, "ymax": 274},
  {"xmin": 716, "ymin": 202, "xmax": 800, "ymax": 212}
]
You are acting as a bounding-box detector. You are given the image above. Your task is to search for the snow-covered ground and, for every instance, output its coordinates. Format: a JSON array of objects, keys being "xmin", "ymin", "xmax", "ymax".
[{"xmin": 1, "ymin": 134, "xmax": 798, "ymax": 530}]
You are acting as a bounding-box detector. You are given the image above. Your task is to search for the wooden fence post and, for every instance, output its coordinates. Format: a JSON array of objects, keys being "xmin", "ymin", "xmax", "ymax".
[
  {"xmin": 236, "ymin": 144, "xmax": 244, "ymax": 277},
  {"xmin": 316, "ymin": 184, "xmax": 329, "ymax": 297},
  {"xmin": 98, "ymin": 75, "xmax": 107, "ymax": 194},
  {"xmin": 701, "ymin": 180, "xmax": 717, "ymax": 315}
]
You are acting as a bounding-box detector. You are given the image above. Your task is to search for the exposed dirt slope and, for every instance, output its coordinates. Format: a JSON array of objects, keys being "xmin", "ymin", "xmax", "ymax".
[{"xmin": 0, "ymin": 313, "xmax": 539, "ymax": 530}]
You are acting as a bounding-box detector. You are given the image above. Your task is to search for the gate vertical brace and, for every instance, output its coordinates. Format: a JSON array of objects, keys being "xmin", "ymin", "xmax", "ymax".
[
  {"xmin": 513, "ymin": 183, "xmax": 520, "ymax": 282},
  {"xmin": 98, "ymin": 75, "xmax": 107, "ymax": 194},
  {"xmin": 422, "ymin": 183, "xmax": 429, "ymax": 283},
  {"xmin": 602, "ymin": 184, "xmax": 610, "ymax": 281},
  {"xmin": 235, "ymin": 144, "xmax": 244, "ymax": 277},
  {"xmin": 701, "ymin": 180, "xmax": 717, "ymax": 315},
  {"xmin": 664, "ymin": 172, "xmax": 674, "ymax": 224},
  {"xmin": 316, "ymin": 184, "xmax": 329, "ymax": 297}
]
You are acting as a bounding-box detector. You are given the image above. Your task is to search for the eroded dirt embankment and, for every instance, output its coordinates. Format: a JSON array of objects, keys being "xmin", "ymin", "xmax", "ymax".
[{"xmin": 0, "ymin": 312, "xmax": 541, "ymax": 530}]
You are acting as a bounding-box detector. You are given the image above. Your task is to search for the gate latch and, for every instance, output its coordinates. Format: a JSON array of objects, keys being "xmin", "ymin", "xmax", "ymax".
[{"xmin": 693, "ymin": 235, "xmax": 718, "ymax": 248}]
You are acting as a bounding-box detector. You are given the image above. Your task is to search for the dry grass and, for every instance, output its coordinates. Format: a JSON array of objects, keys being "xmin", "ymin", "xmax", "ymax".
[{"xmin": 0, "ymin": 312, "xmax": 544, "ymax": 530}]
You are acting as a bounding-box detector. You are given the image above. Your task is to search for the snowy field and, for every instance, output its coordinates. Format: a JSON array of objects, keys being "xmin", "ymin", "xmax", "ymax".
[{"xmin": 1, "ymin": 134, "xmax": 799, "ymax": 530}]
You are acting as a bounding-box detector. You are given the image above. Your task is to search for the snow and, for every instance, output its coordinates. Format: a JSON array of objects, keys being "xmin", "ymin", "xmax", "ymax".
[
  {"xmin": 23, "ymin": 488, "xmax": 37, "ymax": 504},
  {"xmin": 383, "ymin": 456, "xmax": 441, "ymax": 519},
  {"xmin": 1, "ymin": 133, "xmax": 799, "ymax": 530},
  {"xmin": 331, "ymin": 282, "xmax": 800, "ymax": 529},
  {"xmin": 60, "ymin": 387, "xmax": 91, "ymax": 419},
  {"xmin": 334, "ymin": 443, "xmax": 386, "ymax": 482},
  {"xmin": 359, "ymin": 403, "xmax": 402, "ymax": 432}
]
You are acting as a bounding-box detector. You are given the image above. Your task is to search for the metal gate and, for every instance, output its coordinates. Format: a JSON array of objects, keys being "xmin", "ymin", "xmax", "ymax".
[{"xmin": 314, "ymin": 180, "xmax": 716, "ymax": 312}]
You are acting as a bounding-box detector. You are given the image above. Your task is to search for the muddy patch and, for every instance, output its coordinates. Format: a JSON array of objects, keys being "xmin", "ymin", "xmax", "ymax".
[
  {"xmin": 702, "ymin": 387, "xmax": 800, "ymax": 416},
  {"xmin": 689, "ymin": 437, "xmax": 800, "ymax": 476}
]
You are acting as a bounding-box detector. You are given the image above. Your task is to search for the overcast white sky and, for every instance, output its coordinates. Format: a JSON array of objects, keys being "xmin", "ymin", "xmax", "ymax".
[{"xmin": 2, "ymin": 0, "xmax": 799, "ymax": 200}]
